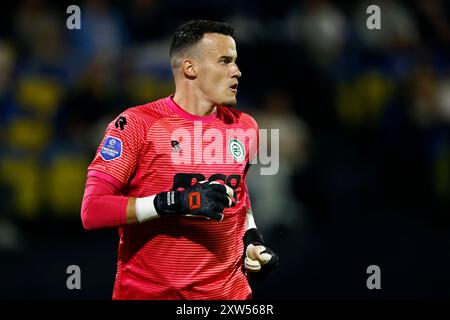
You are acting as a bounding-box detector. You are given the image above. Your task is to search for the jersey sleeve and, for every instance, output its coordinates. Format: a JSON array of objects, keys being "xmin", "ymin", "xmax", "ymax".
[{"xmin": 88, "ymin": 111, "xmax": 148, "ymax": 186}]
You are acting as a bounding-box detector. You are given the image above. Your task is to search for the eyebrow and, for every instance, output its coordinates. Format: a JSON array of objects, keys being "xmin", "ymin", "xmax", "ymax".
[{"xmin": 218, "ymin": 55, "xmax": 237, "ymax": 61}]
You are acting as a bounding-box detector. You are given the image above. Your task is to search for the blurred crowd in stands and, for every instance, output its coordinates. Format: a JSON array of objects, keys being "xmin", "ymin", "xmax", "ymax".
[{"xmin": 0, "ymin": 0, "xmax": 449, "ymax": 255}]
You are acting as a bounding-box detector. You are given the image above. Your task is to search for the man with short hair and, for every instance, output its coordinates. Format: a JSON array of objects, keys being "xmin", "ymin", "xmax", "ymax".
[{"xmin": 81, "ymin": 20, "xmax": 279, "ymax": 300}]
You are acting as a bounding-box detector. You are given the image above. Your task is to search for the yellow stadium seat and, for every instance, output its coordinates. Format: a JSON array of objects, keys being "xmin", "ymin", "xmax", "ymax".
[
  {"xmin": 46, "ymin": 155, "xmax": 89, "ymax": 217},
  {"xmin": 7, "ymin": 118, "xmax": 52, "ymax": 150},
  {"xmin": 16, "ymin": 76, "xmax": 63, "ymax": 116},
  {"xmin": 0, "ymin": 158, "xmax": 41, "ymax": 219}
]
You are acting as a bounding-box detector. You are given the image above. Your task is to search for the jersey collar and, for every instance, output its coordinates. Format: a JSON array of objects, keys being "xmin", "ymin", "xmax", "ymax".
[{"xmin": 165, "ymin": 95, "xmax": 218, "ymax": 123}]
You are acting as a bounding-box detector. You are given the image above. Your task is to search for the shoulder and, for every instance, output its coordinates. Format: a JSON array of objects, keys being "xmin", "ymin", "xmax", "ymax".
[
  {"xmin": 239, "ymin": 111, "xmax": 259, "ymax": 131},
  {"xmin": 111, "ymin": 97, "xmax": 174, "ymax": 129},
  {"xmin": 217, "ymin": 106, "xmax": 259, "ymax": 130}
]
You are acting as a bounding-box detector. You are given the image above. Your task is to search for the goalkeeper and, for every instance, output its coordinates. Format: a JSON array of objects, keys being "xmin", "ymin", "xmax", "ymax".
[{"xmin": 81, "ymin": 20, "xmax": 279, "ymax": 300}]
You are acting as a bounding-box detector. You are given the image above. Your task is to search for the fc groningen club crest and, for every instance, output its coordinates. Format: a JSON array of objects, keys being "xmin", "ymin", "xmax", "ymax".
[{"xmin": 229, "ymin": 139, "xmax": 245, "ymax": 162}]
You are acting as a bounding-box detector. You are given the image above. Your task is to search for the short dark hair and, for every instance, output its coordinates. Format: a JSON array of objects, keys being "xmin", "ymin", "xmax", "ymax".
[{"xmin": 170, "ymin": 20, "xmax": 235, "ymax": 58}]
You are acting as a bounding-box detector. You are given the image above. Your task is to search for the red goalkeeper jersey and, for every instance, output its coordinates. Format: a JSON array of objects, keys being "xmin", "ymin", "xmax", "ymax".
[{"xmin": 88, "ymin": 96, "xmax": 258, "ymax": 300}]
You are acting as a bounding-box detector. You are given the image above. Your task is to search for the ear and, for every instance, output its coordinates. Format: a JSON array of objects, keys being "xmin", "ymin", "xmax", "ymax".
[{"xmin": 182, "ymin": 59, "xmax": 197, "ymax": 78}]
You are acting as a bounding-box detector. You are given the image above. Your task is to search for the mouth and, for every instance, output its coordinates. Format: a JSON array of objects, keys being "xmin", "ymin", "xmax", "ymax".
[{"xmin": 229, "ymin": 83, "xmax": 238, "ymax": 93}]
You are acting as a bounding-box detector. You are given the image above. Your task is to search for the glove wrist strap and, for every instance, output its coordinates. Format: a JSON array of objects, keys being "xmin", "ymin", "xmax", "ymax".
[
  {"xmin": 243, "ymin": 228, "xmax": 266, "ymax": 248},
  {"xmin": 154, "ymin": 191, "xmax": 181, "ymax": 216}
]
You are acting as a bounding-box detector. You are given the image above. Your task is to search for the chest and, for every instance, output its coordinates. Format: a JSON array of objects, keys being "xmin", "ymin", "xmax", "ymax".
[{"xmin": 138, "ymin": 119, "xmax": 255, "ymax": 187}]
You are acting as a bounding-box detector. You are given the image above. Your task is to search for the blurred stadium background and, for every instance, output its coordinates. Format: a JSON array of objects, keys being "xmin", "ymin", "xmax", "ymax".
[{"xmin": 0, "ymin": 0, "xmax": 449, "ymax": 299}]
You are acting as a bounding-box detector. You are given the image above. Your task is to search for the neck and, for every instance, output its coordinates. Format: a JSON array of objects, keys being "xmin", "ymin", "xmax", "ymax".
[{"xmin": 173, "ymin": 84, "xmax": 216, "ymax": 116}]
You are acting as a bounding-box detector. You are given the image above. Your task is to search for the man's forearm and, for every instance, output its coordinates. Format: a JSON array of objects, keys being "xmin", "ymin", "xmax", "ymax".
[{"xmin": 245, "ymin": 208, "xmax": 257, "ymax": 230}]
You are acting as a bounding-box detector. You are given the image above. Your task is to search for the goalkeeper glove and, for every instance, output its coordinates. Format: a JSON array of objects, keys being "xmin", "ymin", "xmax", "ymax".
[
  {"xmin": 242, "ymin": 228, "xmax": 279, "ymax": 281},
  {"xmin": 154, "ymin": 181, "xmax": 234, "ymax": 221}
]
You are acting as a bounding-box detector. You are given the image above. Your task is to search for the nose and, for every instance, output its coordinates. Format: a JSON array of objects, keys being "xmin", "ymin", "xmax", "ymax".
[{"xmin": 232, "ymin": 64, "xmax": 242, "ymax": 79}]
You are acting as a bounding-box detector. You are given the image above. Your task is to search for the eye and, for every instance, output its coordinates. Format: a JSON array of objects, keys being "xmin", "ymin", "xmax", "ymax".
[{"xmin": 219, "ymin": 57, "xmax": 234, "ymax": 65}]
